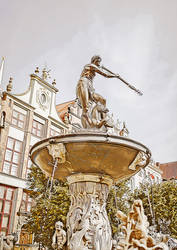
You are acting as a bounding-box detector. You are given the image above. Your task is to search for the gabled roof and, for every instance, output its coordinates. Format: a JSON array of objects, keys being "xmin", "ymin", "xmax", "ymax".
[{"xmin": 56, "ymin": 100, "xmax": 75, "ymax": 121}]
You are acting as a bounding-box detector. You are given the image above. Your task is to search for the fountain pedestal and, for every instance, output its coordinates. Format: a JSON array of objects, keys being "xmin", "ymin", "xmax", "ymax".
[{"xmin": 66, "ymin": 173, "xmax": 113, "ymax": 250}]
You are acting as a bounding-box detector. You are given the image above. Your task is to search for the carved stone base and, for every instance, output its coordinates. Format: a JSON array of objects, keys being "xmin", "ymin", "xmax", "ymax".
[{"xmin": 66, "ymin": 173, "xmax": 113, "ymax": 250}]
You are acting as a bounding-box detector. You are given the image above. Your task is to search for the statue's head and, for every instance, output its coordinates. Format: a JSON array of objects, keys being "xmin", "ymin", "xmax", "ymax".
[
  {"xmin": 55, "ymin": 221, "xmax": 63, "ymax": 230},
  {"xmin": 91, "ymin": 55, "xmax": 101, "ymax": 66}
]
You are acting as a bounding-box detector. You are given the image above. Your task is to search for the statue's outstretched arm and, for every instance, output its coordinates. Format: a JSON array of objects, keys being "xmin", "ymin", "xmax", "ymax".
[{"xmin": 90, "ymin": 64, "xmax": 116, "ymax": 78}]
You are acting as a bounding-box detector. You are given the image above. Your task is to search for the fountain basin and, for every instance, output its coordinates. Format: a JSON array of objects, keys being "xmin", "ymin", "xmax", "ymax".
[{"xmin": 30, "ymin": 132, "xmax": 151, "ymax": 182}]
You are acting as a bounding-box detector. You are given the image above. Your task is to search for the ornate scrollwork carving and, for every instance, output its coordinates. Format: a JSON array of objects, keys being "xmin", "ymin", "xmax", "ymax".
[{"xmin": 36, "ymin": 88, "xmax": 50, "ymax": 111}]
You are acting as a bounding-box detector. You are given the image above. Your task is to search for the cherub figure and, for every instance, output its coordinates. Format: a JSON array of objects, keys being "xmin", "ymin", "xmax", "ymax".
[{"xmin": 52, "ymin": 221, "xmax": 66, "ymax": 250}]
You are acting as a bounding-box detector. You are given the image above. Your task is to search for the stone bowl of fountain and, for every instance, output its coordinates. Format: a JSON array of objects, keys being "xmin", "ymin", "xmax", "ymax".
[{"xmin": 30, "ymin": 132, "xmax": 151, "ymax": 183}]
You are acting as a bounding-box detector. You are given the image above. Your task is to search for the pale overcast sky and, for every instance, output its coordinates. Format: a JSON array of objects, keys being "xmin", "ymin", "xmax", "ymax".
[{"xmin": 1, "ymin": 0, "xmax": 177, "ymax": 163}]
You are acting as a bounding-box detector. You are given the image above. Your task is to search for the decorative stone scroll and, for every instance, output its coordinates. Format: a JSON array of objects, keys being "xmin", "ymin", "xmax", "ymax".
[
  {"xmin": 128, "ymin": 151, "xmax": 148, "ymax": 171},
  {"xmin": 66, "ymin": 174, "xmax": 113, "ymax": 250}
]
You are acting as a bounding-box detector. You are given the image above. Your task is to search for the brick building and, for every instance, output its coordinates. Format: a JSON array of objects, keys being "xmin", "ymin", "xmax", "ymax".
[{"xmin": 160, "ymin": 161, "xmax": 177, "ymax": 180}]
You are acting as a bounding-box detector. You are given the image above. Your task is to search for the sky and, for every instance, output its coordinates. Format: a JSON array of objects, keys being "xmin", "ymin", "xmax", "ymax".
[{"xmin": 1, "ymin": 0, "xmax": 177, "ymax": 163}]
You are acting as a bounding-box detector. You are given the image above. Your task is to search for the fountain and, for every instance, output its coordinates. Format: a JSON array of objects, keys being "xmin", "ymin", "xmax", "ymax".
[{"xmin": 30, "ymin": 56, "xmax": 152, "ymax": 250}]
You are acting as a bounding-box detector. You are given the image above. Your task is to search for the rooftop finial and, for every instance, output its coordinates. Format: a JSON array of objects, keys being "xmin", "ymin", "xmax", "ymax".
[
  {"xmin": 6, "ymin": 77, "xmax": 13, "ymax": 92},
  {"xmin": 52, "ymin": 79, "xmax": 56, "ymax": 86},
  {"xmin": 35, "ymin": 67, "xmax": 39, "ymax": 74},
  {"xmin": 42, "ymin": 66, "xmax": 51, "ymax": 81},
  {"xmin": 42, "ymin": 67, "xmax": 47, "ymax": 80}
]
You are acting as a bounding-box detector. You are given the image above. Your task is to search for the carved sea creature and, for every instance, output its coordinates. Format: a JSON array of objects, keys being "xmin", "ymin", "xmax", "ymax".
[{"xmin": 115, "ymin": 200, "xmax": 168, "ymax": 250}]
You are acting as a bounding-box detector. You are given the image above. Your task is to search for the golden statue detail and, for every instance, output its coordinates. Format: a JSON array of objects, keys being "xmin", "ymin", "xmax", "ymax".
[{"xmin": 76, "ymin": 55, "xmax": 142, "ymax": 130}]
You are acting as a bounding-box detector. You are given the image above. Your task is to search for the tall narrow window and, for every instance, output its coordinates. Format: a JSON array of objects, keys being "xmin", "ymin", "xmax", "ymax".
[
  {"xmin": 3, "ymin": 137, "xmax": 22, "ymax": 176},
  {"xmin": 11, "ymin": 110, "xmax": 26, "ymax": 129},
  {"xmin": 0, "ymin": 185, "xmax": 15, "ymax": 235},
  {"xmin": 20, "ymin": 192, "xmax": 32, "ymax": 213},
  {"xmin": 32, "ymin": 120, "xmax": 44, "ymax": 138}
]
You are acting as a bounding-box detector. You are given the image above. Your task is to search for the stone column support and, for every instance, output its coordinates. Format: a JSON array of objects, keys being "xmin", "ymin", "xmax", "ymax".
[{"xmin": 66, "ymin": 173, "xmax": 113, "ymax": 250}]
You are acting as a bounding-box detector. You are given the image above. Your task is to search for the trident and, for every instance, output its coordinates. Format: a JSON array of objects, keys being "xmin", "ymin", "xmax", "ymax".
[{"xmin": 102, "ymin": 65, "xmax": 143, "ymax": 96}]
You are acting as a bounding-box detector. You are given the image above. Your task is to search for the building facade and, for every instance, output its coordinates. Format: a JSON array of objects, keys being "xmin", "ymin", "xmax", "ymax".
[
  {"xmin": 0, "ymin": 68, "xmax": 68, "ymax": 238},
  {"xmin": 130, "ymin": 160, "xmax": 162, "ymax": 190}
]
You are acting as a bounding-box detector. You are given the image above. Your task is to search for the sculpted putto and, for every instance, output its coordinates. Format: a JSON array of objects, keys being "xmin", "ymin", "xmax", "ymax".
[{"xmin": 52, "ymin": 221, "xmax": 66, "ymax": 250}]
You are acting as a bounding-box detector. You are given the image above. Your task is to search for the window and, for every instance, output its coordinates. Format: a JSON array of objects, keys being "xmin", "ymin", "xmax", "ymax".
[
  {"xmin": 32, "ymin": 120, "xmax": 44, "ymax": 138},
  {"xmin": 20, "ymin": 192, "xmax": 32, "ymax": 213},
  {"xmin": 3, "ymin": 137, "xmax": 22, "ymax": 176},
  {"xmin": 50, "ymin": 128, "xmax": 60, "ymax": 137},
  {"xmin": 40, "ymin": 93, "xmax": 46, "ymax": 104},
  {"xmin": 11, "ymin": 110, "xmax": 25, "ymax": 129},
  {"xmin": 0, "ymin": 185, "xmax": 15, "ymax": 235}
]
